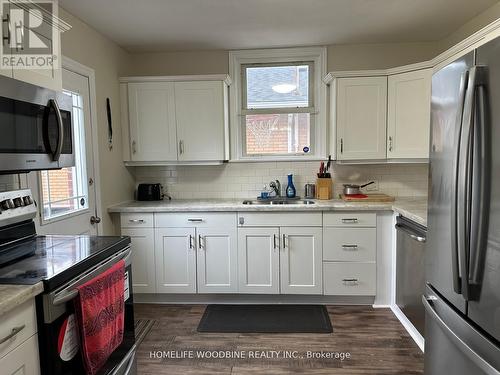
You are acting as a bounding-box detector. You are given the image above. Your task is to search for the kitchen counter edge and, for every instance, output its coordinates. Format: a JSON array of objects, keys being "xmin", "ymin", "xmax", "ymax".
[{"xmin": 0, "ymin": 282, "xmax": 43, "ymax": 317}]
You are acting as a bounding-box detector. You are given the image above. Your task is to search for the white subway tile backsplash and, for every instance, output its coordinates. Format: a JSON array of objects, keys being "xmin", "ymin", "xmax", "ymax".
[{"xmin": 132, "ymin": 162, "xmax": 429, "ymax": 200}]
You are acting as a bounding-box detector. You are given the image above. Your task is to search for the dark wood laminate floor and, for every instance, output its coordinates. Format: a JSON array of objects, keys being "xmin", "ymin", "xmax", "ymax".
[{"xmin": 134, "ymin": 304, "xmax": 424, "ymax": 375}]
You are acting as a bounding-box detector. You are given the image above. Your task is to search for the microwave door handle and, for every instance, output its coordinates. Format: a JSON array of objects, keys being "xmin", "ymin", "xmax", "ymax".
[
  {"xmin": 48, "ymin": 98, "xmax": 64, "ymax": 162},
  {"xmin": 469, "ymin": 67, "xmax": 490, "ymax": 289},
  {"xmin": 451, "ymin": 70, "xmax": 468, "ymax": 296}
]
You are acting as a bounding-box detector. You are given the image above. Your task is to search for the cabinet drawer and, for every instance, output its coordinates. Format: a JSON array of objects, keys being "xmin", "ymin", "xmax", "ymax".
[
  {"xmin": 155, "ymin": 212, "xmax": 237, "ymax": 228},
  {"xmin": 0, "ymin": 334, "xmax": 40, "ymax": 375},
  {"xmin": 323, "ymin": 212, "xmax": 376, "ymax": 227},
  {"xmin": 121, "ymin": 213, "xmax": 154, "ymax": 228},
  {"xmin": 0, "ymin": 300, "xmax": 37, "ymax": 359},
  {"xmin": 323, "ymin": 228, "xmax": 376, "ymax": 262},
  {"xmin": 238, "ymin": 212, "xmax": 322, "ymax": 227},
  {"xmin": 323, "ymin": 262, "xmax": 376, "ymax": 296}
]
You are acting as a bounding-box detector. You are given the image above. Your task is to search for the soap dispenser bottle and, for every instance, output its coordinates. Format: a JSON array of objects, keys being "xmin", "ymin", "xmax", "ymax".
[{"xmin": 286, "ymin": 174, "xmax": 296, "ymax": 198}]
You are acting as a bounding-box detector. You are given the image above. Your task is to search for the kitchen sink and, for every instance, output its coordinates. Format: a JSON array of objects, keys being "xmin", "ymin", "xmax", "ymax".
[{"xmin": 242, "ymin": 199, "xmax": 315, "ymax": 205}]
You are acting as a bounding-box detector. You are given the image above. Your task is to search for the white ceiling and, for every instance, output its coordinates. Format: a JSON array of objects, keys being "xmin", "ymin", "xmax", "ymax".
[{"xmin": 60, "ymin": 0, "xmax": 499, "ymax": 52}]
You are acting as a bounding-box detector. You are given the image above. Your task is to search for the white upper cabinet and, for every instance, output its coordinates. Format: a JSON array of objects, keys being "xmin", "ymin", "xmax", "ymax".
[
  {"xmin": 121, "ymin": 75, "xmax": 230, "ymax": 164},
  {"xmin": 175, "ymin": 81, "xmax": 227, "ymax": 161},
  {"xmin": 1, "ymin": 0, "xmax": 66, "ymax": 91},
  {"xmin": 387, "ymin": 69, "xmax": 432, "ymax": 159},
  {"xmin": 336, "ymin": 76, "xmax": 388, "ymax": 160},
  {"xmin": 128, "ymin": 82, "xmax": 178, "ymax": 161}
]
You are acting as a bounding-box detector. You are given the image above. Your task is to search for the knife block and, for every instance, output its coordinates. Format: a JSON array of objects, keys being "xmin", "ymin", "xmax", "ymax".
[{"xmin": 315, "ymin": 178, "xmax": 332, "ymax": 200}]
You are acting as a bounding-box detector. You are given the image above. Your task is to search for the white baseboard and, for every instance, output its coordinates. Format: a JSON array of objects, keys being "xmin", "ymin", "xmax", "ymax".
[
  {"xmin": 372, "ymin": 304, "xmax": 391, "ymax": 308},
  {"xmin": 391, "ymin": 304, "xmax": 424, "ymax": 352},
  {"xmin": 134, "ymin": 293, "xmax": 375, "ymax": 305}
]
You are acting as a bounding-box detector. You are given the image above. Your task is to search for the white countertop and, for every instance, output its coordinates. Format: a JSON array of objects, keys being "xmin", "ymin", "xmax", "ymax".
[
  {"xmin": 0, "ymin": 282, "xmax": 43, "ymax": 316},
  {"xmin": 109, "ymin": 197, "xmax": 428, "ymax": 226}
]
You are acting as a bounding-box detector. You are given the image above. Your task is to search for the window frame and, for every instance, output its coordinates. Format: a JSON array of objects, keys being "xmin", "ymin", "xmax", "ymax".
[{"xmin": 229, "ymin": 47, "xmax": 327, "ymax": 161}]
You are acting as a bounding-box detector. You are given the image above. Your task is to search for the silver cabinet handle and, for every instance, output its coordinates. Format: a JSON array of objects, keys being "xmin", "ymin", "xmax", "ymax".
[
  {"xmin": 14, "ymin": 19, "xmax": 23, "ymax": 50},
  {"xmin": 342, "ymin": 244, "xmax": 358, "ymax": 250},
  {"xmin": 282, "ymin": 234, "xmax": 286, "ymax": 249},
  {"xmin": 131, "ymin": 140, "xmax": 137, "ymax": 154},
  {"xmin": 342, "ymin": 278, "xmax": 359, "ymax": 286},
  {"xmin": 188, "ymin": 218, "xmax": 203, "ymax": 223},
  {"xmin": 0, "ymin": 324, "xmax": 25, "ymax": 344},
  {"xmin": 342, "ymin": 218, "xmax": 358, "ymax": 224},
  {"xmin": 179, "ymin": 140, "xmax": 184, "ymax": 155},
  {"xmin": 198, "ymin": 234, "xmax": 203, "ymax": 249},
  {"xmin": 128, "ymin": 219, "xmax": 145, "ymax": 223},
  {"xmin": 388, "ymin": 136, "xmax": 393, "ymax": 152},
  {"xmin": 189, "ymin": 235, "xmax": 194, "ymax": 249},
  {"xmin": 340, "ymin": 138, "xmax": 344, "ymax": 153},
  {"xmin": 273, "ymin": 234, "xmax": 278, "ymax": 250}
]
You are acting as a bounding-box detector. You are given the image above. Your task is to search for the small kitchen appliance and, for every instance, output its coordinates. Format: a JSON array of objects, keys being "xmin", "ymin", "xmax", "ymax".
[{"xmin": 137, "ymin": 183, "xmax": 163, "ymax": 201}]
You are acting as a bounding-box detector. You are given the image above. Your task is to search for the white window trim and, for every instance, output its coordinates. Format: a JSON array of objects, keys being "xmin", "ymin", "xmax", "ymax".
[{"xmin": 229, "ymin": 47, "xmax": 327, "ymax": 162}]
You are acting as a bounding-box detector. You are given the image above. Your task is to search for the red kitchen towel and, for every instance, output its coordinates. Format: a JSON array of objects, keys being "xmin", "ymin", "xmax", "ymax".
[{"xmin": 75, "ymin": 260, "xmax": 125, "ymax": 375}]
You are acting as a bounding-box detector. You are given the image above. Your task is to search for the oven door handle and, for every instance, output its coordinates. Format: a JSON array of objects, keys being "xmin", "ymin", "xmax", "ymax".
[
  {"xmin": 111, "ymin": 344, "xmax": 137, "ymax": 375},
  {"xmin": 52, "ymin": 246, "xmax": 131, "ymax": 306}
]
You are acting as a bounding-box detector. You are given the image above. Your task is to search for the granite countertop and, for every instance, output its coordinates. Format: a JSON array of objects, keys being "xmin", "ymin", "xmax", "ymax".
[
  {"xmin": 109, "ymin": 197, "xmax": 428, "ymax": 226},
  {"xmin": 0, "ymin": 282, "xmax": 43, "ymax": 316}
]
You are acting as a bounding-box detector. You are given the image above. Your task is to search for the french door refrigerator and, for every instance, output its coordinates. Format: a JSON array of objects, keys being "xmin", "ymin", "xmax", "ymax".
[{"xmin": 425, "ymin": 36, "xmax": 500, "ymax": 374}]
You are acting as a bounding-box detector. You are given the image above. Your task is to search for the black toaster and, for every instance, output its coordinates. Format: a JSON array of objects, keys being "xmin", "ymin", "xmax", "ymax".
[{"xmin": 137, "ymin": 183, "xmax": 163, "ymax": 201}]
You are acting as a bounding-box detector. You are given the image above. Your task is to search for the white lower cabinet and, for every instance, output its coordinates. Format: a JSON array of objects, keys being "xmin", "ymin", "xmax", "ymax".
[
  {"xmin": 155, "ymin": 227, "xmax": 197, "ymax": 293},
  {"xmin": 280, "ymin": 227, "xmax": 323, "ymax": 295},
  {"xmin": 238, "ymin": 227, "xmax": 280, "ymax": 294},
  {"xmin": 0, "ymin": 334, "xmax": 40, "ymax": 375},
  {"xmin": 121, "ymin": 228, "xmax": 156, "ymax": 293},
  {"xmin": 323, "ymin": 262, "xmax": 376, "ymax": 296},
  {"xmin": 197, "ymin": 227, "xmax": 238, "ymax": 293}
]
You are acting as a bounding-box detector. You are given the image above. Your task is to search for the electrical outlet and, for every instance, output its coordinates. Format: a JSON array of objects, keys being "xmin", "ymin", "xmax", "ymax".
[{"xmin": 365, "ymin": 179, "xmax": 379, "ymax": 191}]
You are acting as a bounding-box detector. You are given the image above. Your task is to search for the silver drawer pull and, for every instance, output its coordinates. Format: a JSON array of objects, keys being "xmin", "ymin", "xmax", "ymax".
[
  {"xmin": 128, "ymin": 219, "xmax": 145, "ymax": 223},
  {"xmin": 342, "ymin": 278, "xmax": 359, "ymax": 286},
  {"xmin": 342, "ymin": 244, "xmax": 358, "ymax": 250},
  {"xmin": 0, "ymin": 324, "xmax": 25, "ymax": 344},
  {"xmin": 188, "ymin": 218, "xmax": 204, "ymax": 222},
  {"xmin": 342, "ymin": 218, "xmax": 359, "ymax": 224}
]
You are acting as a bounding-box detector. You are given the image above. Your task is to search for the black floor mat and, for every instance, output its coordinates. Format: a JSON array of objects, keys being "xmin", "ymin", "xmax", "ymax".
[{"xmin": 197, "ymin": 304, "xmax": 333, "ymax": 333}]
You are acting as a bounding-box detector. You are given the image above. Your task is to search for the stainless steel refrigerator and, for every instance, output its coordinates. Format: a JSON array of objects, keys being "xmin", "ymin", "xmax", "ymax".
[{"xmin": 425, "ymin": 36, "xmax": 500, "ymax": 374}]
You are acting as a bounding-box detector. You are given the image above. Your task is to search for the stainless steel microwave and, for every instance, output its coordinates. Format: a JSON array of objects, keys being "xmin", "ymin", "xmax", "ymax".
[{"xmin": 0, "ymin": 75, "xmax": 74, "ymax": 174}]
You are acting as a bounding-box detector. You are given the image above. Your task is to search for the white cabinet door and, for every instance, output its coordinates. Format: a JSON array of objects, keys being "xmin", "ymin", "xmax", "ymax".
[
  {"xmin": 387, "ymin": 69, "xmax": 432, "ymax": 158},
  {"xmin": 197, "ymin": 226, "xmax": 237, "ymax": 293},
  {"xmin": 155, "ymin": 227, "xmax": 196, "ymax": 293},
  {"xmin": 238, "ymin": 227, "xmax": 280, "ymax": 294},
  {"xmin": 128, "ymin": 82, "xmax": 178, "ymax": 161},
  {"xmin": 336, "ymin": 76, "xmax": 387, "ymax": 160},
  {"xmin": 0, "ymin": 334, "xmax": 40, "ymax": 375},
  {"xmin": 174, "ymin": 81, "xmax": 226, "ymax": 161},
  {"xmin": 280, "ymin": 227, "xmax": 323, "ymax": 294},
  {"xmin": 121, "ymin": 228, "xmax": 155, "ymax": 294}
]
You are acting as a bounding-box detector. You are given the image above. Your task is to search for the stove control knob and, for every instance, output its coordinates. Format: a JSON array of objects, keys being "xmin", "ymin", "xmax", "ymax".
[
  {"xmin": 0, "ymin": 200, "xmax": 9, "ymax": 210},
  {"xmin": 22, "ymin": 196, "xmax": 33, "ymax": 206},
  {"xmin": 13, "ymin": 197, "xmax": 23, "ymax": 207}
]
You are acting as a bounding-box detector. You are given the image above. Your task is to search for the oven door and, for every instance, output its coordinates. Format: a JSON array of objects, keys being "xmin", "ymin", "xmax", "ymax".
[
  {"xmin": 36, "ymin": 247, "xmax": 136, "ymax": 375},
  {"xmin": 0, "ymin": 75, "xmax": 74, "ymax": 173}
]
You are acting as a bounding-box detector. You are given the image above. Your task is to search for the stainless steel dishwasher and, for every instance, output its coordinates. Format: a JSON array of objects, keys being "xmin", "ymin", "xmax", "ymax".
[{"xmin": 395, "ymin": 215, "xmax": 427, "ymax": 336}]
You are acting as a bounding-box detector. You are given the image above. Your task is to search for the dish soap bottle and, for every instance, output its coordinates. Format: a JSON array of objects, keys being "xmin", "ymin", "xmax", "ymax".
[{"xmin": 286, "ymin": 174, "xmax": 296, "ymax": 198}]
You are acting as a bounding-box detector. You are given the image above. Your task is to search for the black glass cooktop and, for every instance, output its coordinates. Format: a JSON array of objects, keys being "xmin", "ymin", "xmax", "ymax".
[{"xmin": 0, "ymin": 235, "xmax": 130, "ymax": 291}]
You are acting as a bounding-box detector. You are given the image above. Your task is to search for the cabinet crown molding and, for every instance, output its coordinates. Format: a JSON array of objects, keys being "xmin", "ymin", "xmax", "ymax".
[{"xmin": 119, "ymin": 74, "xmax": 232, "ymax": 85}]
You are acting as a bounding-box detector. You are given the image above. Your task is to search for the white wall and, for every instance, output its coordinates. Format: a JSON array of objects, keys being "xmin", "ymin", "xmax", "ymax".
[{"xmin": 133, "ymin": 162, "xmax": 428, "ymax": 200}]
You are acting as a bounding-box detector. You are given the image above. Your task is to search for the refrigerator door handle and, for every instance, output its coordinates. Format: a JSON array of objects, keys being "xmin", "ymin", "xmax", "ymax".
[
  {"xmin": 422, "ymin": 295, "xmax": 500, "ymax": 375},
  {"xmin": 457, "ymin": 66, "xmax": 482, "ymax": 301},
  {"xmin": 451, "ymin": 70, "xmax": 469, "ymax": 296},
  {"xmin": 469, "ymin": 67, "xmax": 490, "ymax": 290}
]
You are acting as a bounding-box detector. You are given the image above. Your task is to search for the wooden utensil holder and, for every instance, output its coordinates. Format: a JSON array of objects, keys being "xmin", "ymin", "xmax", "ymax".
[{"xmin": 316, "ymin": 178, "xmax": 332, "ymax": 200}]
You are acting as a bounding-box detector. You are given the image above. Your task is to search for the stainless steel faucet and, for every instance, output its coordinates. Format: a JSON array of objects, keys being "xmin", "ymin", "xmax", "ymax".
[{"xmin": 269, "ymin": 180, "xmax": 281, "ymax": 197}]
